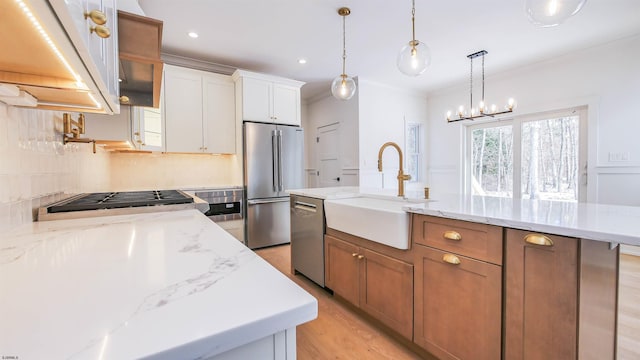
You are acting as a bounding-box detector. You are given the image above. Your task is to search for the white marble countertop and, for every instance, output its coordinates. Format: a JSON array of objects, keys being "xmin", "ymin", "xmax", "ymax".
[
  {"xmin": 0, "ymin": 210, "xmax": 317, "ymax": 359},
  {"xmin": 287, "ymin": 187, "xmax": 640, "ymax": 247},
  {"xmin": 404, "ymin": 194, "xmax": 640, "ymax": 247}
]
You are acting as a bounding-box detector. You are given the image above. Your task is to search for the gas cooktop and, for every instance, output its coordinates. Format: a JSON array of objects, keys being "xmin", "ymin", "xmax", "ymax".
[{"xmin": 38, "ymin": 190, "xmax": 196, "ymax": 221}]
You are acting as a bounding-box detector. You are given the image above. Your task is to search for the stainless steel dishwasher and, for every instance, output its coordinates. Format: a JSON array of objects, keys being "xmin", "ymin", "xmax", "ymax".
[{"xmin": 290, "ymin": 194, "xmax": 325, "ymax": 287}]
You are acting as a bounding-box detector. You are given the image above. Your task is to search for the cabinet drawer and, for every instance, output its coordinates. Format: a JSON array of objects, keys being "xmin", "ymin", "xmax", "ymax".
[{"xmin": 412, "ymin": 215, "xmax": 502, "ymax": 265}]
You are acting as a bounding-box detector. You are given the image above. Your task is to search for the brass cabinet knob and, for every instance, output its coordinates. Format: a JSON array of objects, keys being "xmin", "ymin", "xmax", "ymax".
[
  {"xmin": 443, "ymin": 253, "xmax": 461, "ymax": 265},
  {"xmin": 524, "ymin": 234, "xmax": 554, "ymax": 247},
  {"xmin": 90, "ymin": 25, "xmax": 111, "ymax": 38},
  {"xmin": 351, "ymin": 253, "xmax": 358, "ymax": 257},
  {"xmin": 85, "ymin": 10, "xmax": 107, "ymax": 25},
  {"xmin": 443, "ymin": 230, "xmax": 462, "ymax": 241},
  {"xmin": 357, "ymin": 255, "xmax": 365, "ymax": 260},
  {"xmin": 119, "ymin": 95, "xmax": 130, "ymax": 104}
]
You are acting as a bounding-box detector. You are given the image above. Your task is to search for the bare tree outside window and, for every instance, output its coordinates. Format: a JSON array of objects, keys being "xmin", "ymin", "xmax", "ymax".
[
  {"xmin": 470, "ymin": 114, "xmax": 580, "ymax": 201},
  {"xmin": 522, "ymin": 116, "xmax": 579, "ymax": 201},
  {"xmin": 471, "ymin": 125, "xmax": 513, "ymax": 197}
]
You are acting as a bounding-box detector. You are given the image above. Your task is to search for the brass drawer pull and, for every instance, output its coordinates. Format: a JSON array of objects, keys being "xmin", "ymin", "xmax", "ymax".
[
  {"xmin": 352, "ymin": 253, "xmax": 358, "ymax": 257},
  {"xmin": 443, "ymin": 230, "xmax": 462, "ymax": 241},
  {"xmin": 442, "ymin": 253, "xmax": 461, "ymax": 265},
  {"xmin": 357, "ymin": 255, "xmax": 365, "ymax": 260},
  {"xmin": 524, "ymin": 234, "xmax": 554, "ymax": 247}
]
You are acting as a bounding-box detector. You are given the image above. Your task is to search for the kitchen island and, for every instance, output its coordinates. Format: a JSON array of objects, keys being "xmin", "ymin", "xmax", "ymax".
[
  {"xmin": 0, "ymin": 209, "xmax": 317, "ymax": 359},
  {"xmin": 289, "ymin": 186, "xmax": 638, "ymax": 359},
  {"xmin": 289, "ymin": 187, "xmax": 640, "ymax": 247}
]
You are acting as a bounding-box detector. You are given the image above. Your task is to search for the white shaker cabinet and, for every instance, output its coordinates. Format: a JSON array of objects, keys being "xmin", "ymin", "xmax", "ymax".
[
  {"xmin": 232, "ymin": 70, "xmax": 304, "ymax": 126},
  {"xmin": 164, "ymin": 64, "xmax": 235, "ymax": 154},
  {"xmin": 64, "ymin": 0, "xmax": 119, "ymax": 107}
]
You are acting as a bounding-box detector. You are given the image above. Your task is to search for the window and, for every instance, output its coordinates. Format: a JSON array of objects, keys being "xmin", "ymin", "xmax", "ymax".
[
  {"xmin": 467, "ymin": 107, "xmax": 586, "ymax": 201},
  {"xmin": 140, "ymin": 107, "xmax": 162, "ymax": 148},
  {"xmin": 132, "ymin": 106, "xmax": 163, "ymax": 151},
  {"xmin": 406, "ymin": 122, "xmax": 421, "ymax": 182},
  {"xmin": 470, "ymin": 124, "xmax": 513, "ymax": 197}
]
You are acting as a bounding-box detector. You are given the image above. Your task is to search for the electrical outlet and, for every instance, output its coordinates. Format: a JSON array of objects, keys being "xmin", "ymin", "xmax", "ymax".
[{"xmin": 608, "ymin": 152, "xmax": 631, "ymax": 162}]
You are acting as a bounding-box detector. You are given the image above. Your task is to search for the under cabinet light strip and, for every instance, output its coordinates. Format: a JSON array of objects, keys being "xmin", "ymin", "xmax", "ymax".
[{"xmin": 16, "ymin": 0, "xmax": 88, "ymax": 91}]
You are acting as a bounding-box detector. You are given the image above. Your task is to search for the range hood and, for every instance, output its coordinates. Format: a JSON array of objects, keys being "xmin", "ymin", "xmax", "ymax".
[{"xmin": 117, "ymin": 11, "xmax": 163, "ymax": 108}]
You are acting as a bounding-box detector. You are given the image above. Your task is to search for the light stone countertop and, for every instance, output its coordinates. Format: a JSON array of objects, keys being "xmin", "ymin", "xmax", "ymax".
[
  {"xmin": 287, "ymin": 187, "xmax": 640, "ymax": 247},
  {"xmin": 403, "ymin": 194, "xmax": 640, "ymax": 246},
  {"xmin": 0, "ymin": 210, "xmax": 317, "ymax": 359}
]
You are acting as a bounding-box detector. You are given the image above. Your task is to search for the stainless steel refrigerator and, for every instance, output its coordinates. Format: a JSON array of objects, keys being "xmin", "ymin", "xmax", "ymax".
[{"xmin": 243, "ymin": 122, "xmax": 304, "ymax": 249}]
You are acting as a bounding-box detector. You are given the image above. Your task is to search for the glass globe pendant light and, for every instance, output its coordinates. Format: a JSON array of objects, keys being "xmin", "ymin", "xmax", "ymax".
[
  {"xmin": 397, "ymin": 0, "xmax": 430, "ymax": 76},
  {"xmin": 331, "ymin": 7, "xmax": 356, "ymax": 100},
  {"xmin": 525, "ymin": 0, "xmax": 587, "ymax": 27}
]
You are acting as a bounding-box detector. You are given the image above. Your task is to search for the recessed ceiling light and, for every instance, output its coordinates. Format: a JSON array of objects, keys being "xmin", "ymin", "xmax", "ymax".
[
  {"xmin": 298, "ymin": 58, "xmax": 307, "ymax": 64},
  {"xmin": 188, "ymin": 32, "xmax": 199, "ymax": 38}
]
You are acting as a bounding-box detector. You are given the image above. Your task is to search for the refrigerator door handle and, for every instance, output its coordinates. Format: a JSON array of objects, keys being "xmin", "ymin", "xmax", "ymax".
[
  {"xmin": 272, "ymin": 131, "xmax": 278, "ymax": 192},
  {"xmin": 277, "ymin": 130, "xmax": 284, "ymax": 192}
]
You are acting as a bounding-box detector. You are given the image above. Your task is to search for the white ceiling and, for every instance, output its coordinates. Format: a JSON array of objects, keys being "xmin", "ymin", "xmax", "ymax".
[{"xmin": 137, "ymin": 0, "xmax": 640, "ymax": 101}]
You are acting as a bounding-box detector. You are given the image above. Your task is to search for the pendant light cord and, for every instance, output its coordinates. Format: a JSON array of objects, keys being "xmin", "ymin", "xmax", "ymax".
[
  {"xmin": 342, "ymin": 14, "xmax": 347, "ymax": 75},
  {"xmin": 469, "ymin": 56, "xmax": 473, "ymax": 110},
  {"xmin": 482, "ymin": 53, "xmax": 485, "ymax": 106},
  {"xmin": 411, "ymin": 0, "xmax": 416, "ymax": 44}
]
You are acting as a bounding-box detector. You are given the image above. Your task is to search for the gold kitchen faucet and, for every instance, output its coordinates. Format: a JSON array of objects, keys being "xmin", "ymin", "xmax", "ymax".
[{"xmin": 377, "ymin": 142, "xmax": 411, "ymax": 198}]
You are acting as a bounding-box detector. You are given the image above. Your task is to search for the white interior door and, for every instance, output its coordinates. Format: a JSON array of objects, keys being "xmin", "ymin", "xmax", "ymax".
[{"xmin": 317, "ymin": 123, "xmax": 341, "ymax": 187}]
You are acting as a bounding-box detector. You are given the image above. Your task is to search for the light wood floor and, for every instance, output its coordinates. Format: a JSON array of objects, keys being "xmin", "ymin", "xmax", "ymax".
[
  {"xmin": 255, "ymin": 245, "xmax": 424, "ymax": 360},
  {"xmin": 619, "ymin": 254, "xmax": 640, "ymax": 359},
  {"xmin": 257, "ymin": 245, "xmax": 640, "ymax": 360}
]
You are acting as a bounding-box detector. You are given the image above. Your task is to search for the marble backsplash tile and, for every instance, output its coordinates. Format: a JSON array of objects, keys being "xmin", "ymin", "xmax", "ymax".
[{"xmin": 0, "ymin": 103, "xmax": 110, "ymax": 232}]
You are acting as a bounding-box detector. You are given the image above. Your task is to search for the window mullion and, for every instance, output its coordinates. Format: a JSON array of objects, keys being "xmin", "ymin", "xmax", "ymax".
[{"xmin": 512, "ymin": 119, "xmax": 522, "ymax": 199}]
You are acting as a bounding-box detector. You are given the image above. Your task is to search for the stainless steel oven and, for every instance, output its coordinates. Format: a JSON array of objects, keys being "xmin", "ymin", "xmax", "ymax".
[{"xmin": 193, "ymin": 188, "xmax": 245, "ymax": 242}]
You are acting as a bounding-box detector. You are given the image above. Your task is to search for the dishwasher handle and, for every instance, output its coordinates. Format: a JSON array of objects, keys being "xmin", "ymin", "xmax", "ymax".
[{"xmin": 294, "ymin": 200, "xmax": 317, "ymax": 213}]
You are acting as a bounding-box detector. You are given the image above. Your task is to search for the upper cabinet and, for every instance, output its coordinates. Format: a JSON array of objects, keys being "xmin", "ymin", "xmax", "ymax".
[
  {"xmin": 164, "ymin": 65, "xmax": 235, "ymax": 154},
  {"xmin": 232, "ymin": 70, "xmax": 304, "ymax": 126},
  {"xmin": 0, "ymin": 0, "xmax": 119, "ymax": 114}
]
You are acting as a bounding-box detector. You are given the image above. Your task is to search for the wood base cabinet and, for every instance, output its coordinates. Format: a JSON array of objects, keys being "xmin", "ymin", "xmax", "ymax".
[
  {"xmin": 413, "ymin": 246, "xmax": 502, "ymax": 360},
  {"xmin": 411, "ymin": 214, "xmax": 503, "ymax": 360},
  {"xmin": 504, "ymin": 229, "xmax": 579, "ymax": 360},
  {"xmin": 325, "ymin": 234, "xmax": 413, "ymax": 339}
]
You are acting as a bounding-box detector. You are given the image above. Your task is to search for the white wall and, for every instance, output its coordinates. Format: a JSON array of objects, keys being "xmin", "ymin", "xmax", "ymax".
[
  {"xmin": 305, "ymin": 88, "xmax": 359, "ymax": 186},
  {"xmin": 357, "ymin": 79, "xmax": 428, "ymax": 190},
  {"xmin": 304, "ymin": 78, "xmax": 429, "ymax": 191},
  {"xmin": 426, "ymin": 34, "xmax": 640, "ymax": 205}
]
